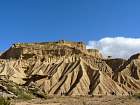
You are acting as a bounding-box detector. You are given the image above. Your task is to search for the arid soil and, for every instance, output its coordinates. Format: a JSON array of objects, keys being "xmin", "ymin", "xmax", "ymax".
[{"xmin": 13, "ymin": 96, "xmax": 140, "ymax": 105}]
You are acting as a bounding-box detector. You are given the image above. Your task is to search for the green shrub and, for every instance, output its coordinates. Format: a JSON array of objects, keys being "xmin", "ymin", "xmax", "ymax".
[
  {"xmin": 0, "ymin": 80, "xmax": 32, "ymax": 100},
  {"xmin": 15, "ymin": 88, "xmax": 32, "ymax": 100},
  {"xmin": 0, "ymin": 97, "xmax": 11, "ymax": 105},
  {"xmin": 30, "ymin": 88, "xmax": 47, "ymax": 99},
  {"xmin": 6, "ymin": 85, "xmax": 32, "ymax": 100},
  {"xmin": 133, "ymin": 93, "xmax": 140, "ymax": 99}
]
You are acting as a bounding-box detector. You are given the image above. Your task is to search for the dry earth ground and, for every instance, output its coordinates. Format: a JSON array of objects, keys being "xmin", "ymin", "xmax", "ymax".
[{"xmin": 12, "ymin": 96, "xmax": 140, "ymax": 105}]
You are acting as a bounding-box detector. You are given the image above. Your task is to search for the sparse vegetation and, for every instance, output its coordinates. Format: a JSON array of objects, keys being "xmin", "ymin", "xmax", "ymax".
[
  {"xmin": 15, "ymin": 89, "xmax": 33, "ymax": 100},
  {"xmin": 133, "ymin": 93, "xmax": 140, "ymax": 99},
  {"xmin": 29, "ymin": 88, "xmax": 48, "ymax": 99},
  {"xmin": 0, "ymin": 97, "xmax": 11, "ymax": 105},
  {"xmin": 0, "ymin": 80, "xmax": 33, "ymax": 100}
]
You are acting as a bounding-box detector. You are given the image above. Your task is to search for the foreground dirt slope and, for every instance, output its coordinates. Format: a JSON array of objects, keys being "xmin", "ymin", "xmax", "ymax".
[
  {"xmin": 13, "ymin": 96, "xmax": 140, "ymax": 105},
  {"xmin": 0, "ymin": 40, "xmax": 140, "ymax": 96}
]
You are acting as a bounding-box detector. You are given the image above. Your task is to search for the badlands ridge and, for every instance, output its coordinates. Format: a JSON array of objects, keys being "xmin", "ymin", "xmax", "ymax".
[{"xmin": 0, "ymin": 40, "xmax": 140, "ymax": 97}]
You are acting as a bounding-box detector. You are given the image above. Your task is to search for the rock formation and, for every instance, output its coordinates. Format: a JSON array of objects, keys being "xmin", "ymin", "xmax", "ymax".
[{"xmin": 0, "ymin": 40, "xmax": 140, "ymax": 96}]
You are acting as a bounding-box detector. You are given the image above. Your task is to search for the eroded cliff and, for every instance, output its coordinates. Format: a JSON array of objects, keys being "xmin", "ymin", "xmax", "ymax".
[{"xmin": 0, "ymin": 40, "xmax": 140, "ymax": 97}]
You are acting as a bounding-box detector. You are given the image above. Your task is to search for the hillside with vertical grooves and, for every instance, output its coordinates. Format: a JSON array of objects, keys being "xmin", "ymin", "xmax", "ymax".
[{"xmin": 0, "ymin": 40, "xmax": 140, "ymax": 97}]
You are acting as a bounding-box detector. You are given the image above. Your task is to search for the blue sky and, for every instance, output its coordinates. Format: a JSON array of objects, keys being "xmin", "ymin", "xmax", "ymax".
[{"xmin": 1, "ymin": 0, "xmax": 140, "ymax": 51}]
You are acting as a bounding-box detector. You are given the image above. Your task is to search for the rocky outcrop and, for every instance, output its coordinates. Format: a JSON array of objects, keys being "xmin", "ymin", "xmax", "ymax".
[
  {"xmin": 105, "ymin": 54, "xmax": 140, "ymax": 94},
  {"xmin": 0, "ymin": 40, "xmax": 140, "ymax": 96},
  {"xmin": 87, "ymin": 49, "xmax": 102, "ymax": 58},
  {"xmin": 0, "ymin": 41, "xmax": 86, "ymax": 59}
]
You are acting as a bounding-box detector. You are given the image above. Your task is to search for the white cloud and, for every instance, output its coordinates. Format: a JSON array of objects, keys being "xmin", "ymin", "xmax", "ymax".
[{"xmin": 87, "ymin": 37, "xmax": 140, "ymax": 59}]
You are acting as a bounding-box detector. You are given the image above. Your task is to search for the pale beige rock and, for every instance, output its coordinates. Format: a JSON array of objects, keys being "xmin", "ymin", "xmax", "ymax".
[{"xmin": 0, "ymin": 41, "xmax": 140, "ymax": 96}]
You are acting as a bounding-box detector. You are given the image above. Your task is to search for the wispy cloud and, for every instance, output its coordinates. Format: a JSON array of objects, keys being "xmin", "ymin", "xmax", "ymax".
[{"xmin": 87, "ymin": 37, "xmax": 140, "ymax": 59}]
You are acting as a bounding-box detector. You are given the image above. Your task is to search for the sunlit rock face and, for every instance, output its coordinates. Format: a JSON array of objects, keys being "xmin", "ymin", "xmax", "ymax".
[
  {"xmin": 0, "ymin": 41, "xmax": 86, "ymax": 59},
  {"xmin": 0, "ymin": 40, "xmax": 140, "ymax": 96}
]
